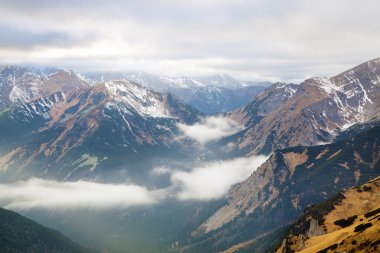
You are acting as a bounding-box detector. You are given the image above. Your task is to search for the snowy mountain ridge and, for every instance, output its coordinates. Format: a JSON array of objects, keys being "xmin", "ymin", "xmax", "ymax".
[
  {"xmin": 1, "ymin": 67, "xmax": 269, "ymax": 115},
  {"xmin": 84, "ymin": 71, "xmax": 269, "ymax": 91},
  {"xmin": 0, "ymin": 65, "xmax": 88, "ymax": 106},
  {"xmin": 103, "ymin": 80, "xmax": 173, "ymax": 118}
]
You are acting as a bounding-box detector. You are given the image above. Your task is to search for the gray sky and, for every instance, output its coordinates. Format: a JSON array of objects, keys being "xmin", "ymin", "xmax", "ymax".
[{"xmin": 0, "ymin": 0, "xmax": 379, "ymax": 82}]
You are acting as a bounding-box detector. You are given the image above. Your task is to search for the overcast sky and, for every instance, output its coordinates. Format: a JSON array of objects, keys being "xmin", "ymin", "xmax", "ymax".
[{"xmin": 0, "ymin": 0, "xmax": 379, "ymax": 82}]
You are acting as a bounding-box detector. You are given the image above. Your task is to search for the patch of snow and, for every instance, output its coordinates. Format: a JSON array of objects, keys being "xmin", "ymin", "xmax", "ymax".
[
  {"xmin": 104, "ymin": 81, "xmax": 173, "ymax": 118},
  {"xmin": 9, "ymin": 85, "xmax": 28, "ymax": 102},
  {"xmin": 312, "ymin": 77, "xmax": 340, "ymax": 95},
  {"xmin": 160, "ymin": 76, "xmax": 205, "ymax": 88}
]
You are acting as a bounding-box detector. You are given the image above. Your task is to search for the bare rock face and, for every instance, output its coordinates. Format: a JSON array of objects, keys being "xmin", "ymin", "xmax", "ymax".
[
  {"xmin": 226, "ymin": 58, "xmax": 380, "ymax": 155},
  {"xmin": 306, "ymin": 219, "xmax": 324, "ymax": 237}
]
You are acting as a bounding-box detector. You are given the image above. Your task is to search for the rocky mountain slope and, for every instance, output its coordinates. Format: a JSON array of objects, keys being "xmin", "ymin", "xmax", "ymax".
[
  {"xmin": 182, "ymin": 126, "xmax": 380, "ymax": 253},
  {"xmin": 0, "ymin": 74, "xmax": 202, "ymax": 182},
  {"xmin": 275, "ymin": 176, "xmax": 380, "ymax": 253},
  {"xmin": 226, "ymin": 58, "xmax": 380, "ymax": 155},
  {"xmin": 0, "ymin": 207, "xmax": 96, "ymax": 253}
]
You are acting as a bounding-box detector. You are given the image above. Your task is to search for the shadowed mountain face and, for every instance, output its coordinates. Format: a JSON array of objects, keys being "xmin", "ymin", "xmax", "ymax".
[
  {"xmin": 183, "ymin": 126, "xmax": 380, "ymax": 253},
  {"xmin": 0, "ymin": 207, "xmax": 96, "ymax": 253},
  {"xmin": 225, "ymin": 58, "xmax": 380, "ymax": 155}
]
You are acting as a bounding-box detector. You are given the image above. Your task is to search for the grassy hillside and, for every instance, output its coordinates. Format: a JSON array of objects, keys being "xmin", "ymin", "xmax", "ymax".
[{"xmin": 276, "ymin": 176, "xmax": 380, "ymax": 253}]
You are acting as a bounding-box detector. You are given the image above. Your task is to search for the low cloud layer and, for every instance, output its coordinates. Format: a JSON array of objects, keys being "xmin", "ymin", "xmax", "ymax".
[
  {"xmin": 154, "ymin": 155, "xmax": 268, "ymax": 200},
  {"xmin": 177, "ymin": 116, "xmax": 242, "ymax": 144},
  {"xmin": 0, "ymin": 178, "xmax": 163, "ymax": 209},
  {"xmin": 0, "ymin": 155, "xmax": 268, "ymax": 208}
]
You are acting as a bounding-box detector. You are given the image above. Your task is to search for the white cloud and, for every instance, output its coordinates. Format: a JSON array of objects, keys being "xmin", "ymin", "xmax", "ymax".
[
  {"xmin": 0, "ymin": 178, "xmax": 163, "ymax": 209},
  {"xmin": 168, "ymin": 155, "xmax": 268, "ymax": 200},
  {"xmin": 177, "ymin": 116, "xmax": 242, "ymax": 144},
  {"xmin": 0, "ymin": 155, "xmax": 268, "ymax": 208},
  {"xmin": 0, "ymin": 0, "xmax": 379, "ymax": 81}
]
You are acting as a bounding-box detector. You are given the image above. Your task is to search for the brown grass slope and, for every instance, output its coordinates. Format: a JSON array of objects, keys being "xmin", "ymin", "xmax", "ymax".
[{"xmin": 276, "ymin": 176, "xmax": 380, "ymax": 253}]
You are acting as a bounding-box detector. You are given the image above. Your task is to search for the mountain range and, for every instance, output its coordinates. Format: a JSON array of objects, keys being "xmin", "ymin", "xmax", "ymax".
[
  {"xmin": 0, "ymin": 58, "xmax": 379, "ymax": 253},
  {"xmin": 0, "ymin": 67, "xmax": 202, "ymax": 183}
]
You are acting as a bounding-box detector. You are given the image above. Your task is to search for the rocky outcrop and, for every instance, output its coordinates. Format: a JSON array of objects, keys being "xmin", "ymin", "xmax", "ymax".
[{"xmin": 306, "ymin": 219, "xmax": 324, "ymax": 237}]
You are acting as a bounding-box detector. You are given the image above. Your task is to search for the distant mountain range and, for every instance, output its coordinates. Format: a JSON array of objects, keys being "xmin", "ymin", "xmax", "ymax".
[
  {"xmin": 84, "ymin": 72, "xmax": 270, "ymax": 90},
  {"xmin": 0, "ymin": 66, "xmax": 270, "ymax": 115},
  {"xmin": 84, "ymin": 71, "xmax": 270, "ymax": 114}
]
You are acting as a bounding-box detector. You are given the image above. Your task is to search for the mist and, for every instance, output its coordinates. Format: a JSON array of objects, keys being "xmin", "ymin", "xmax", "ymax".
[
  {"xmin": 153, "ymin": 155, "xmax": 268, "ymax": 201},
  {"xmin": 177, "ymin": 116, "xmax": 242, "ymax": 144},
  {"xmin": 0, "ymin": 178, "xmax": 163, "ymax": 209},
  {"xmin": 0, "ymin": 155, "xmax": 268, "ymax": 209}
]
